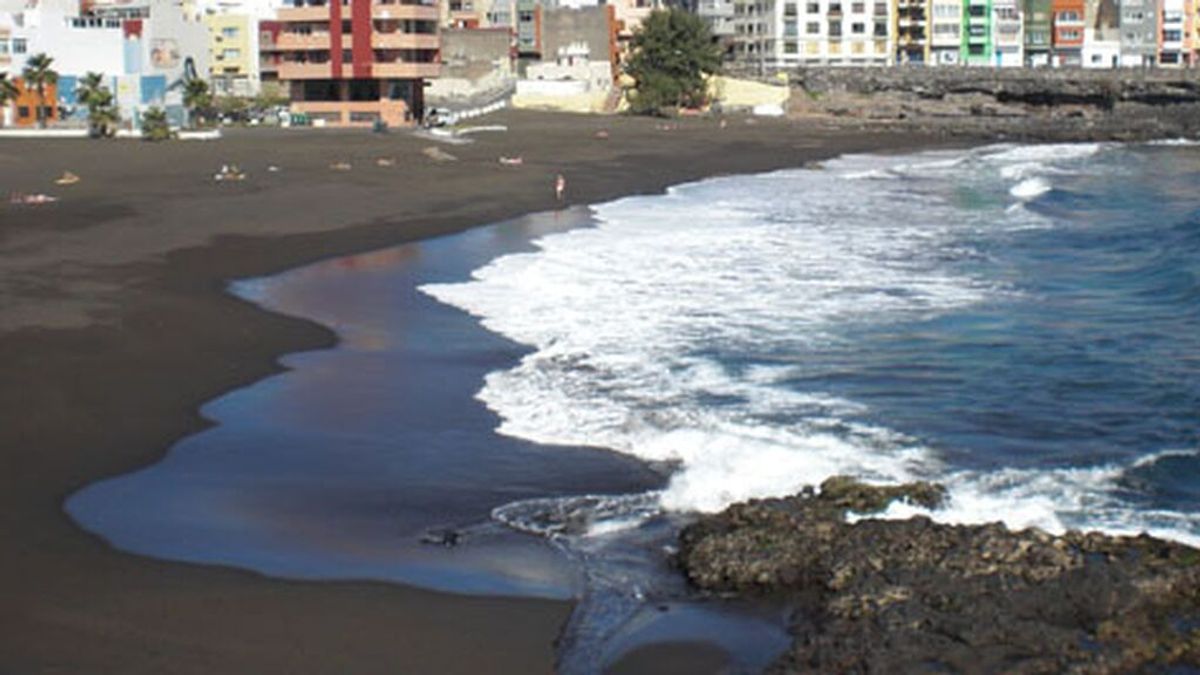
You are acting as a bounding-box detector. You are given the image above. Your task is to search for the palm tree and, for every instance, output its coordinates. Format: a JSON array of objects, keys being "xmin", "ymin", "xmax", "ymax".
[
  {"xmin": 76, "ymin": 72, "xmax": 119, "ymax": 137},
  {"xmin": 140, "ymin": 106, "xmax": 171, "ymax": 141},
  {"xmin": 182, "ymin": 78, "xmax": 211, "ymax": 128},
  {"xmin": 0, "ymin": 73, "xmax": 18, "ymax": 127},
  {"xmin": 22, "ymin": 53, "xmax": 58, "ymax": 129}
]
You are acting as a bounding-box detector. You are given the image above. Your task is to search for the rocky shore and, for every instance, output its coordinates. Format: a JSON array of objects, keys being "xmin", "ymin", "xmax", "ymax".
[
  {"xmin": 676, "ymin": 477, "xmax": 1200, "ymax": 673},
  {"xmin": 771, "ymin": 67, "xmax": 1200, "ymax": 141}
]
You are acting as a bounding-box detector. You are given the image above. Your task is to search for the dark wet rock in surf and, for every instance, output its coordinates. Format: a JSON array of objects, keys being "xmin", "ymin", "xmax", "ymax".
[{"xmin": 676, "ymin": 476, "xmax": 1200, "ymax": 673}]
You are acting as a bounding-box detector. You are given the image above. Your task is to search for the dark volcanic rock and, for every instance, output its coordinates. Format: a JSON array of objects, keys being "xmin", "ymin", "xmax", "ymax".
[{"xmin": 676, "ymin": 477, "xmax": 1200, "ymax": 673}]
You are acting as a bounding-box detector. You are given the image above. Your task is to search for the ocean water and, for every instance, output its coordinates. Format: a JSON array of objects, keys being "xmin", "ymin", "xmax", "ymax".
[
  {"xmin": 66, "ymin": 141, "xmax": 1200, "ymax": 673},
  {"xmin": 423, "ymin": 141, "xmax": 1200, "ymax": 547}
]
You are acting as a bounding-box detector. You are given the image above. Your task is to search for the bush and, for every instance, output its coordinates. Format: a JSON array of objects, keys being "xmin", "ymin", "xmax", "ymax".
[{"xmin": 140, "ymin": 107, "xmax": 171, "ymax": 141}]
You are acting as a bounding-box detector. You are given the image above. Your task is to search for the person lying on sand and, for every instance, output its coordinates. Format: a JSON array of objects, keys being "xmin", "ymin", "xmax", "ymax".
[
  {"xmin": 213, "ymin": 165, "xmax": 246, "ymax": 182},
  {"xmin": 376, "ymin": 158, "xmax": 396, "ymax": 167},
  {"xmin": 499, "ymin": 156, "xmax": 523, "ymax": 166},
  {"xmin": 9, "ymin": 192, "xmax": 58, "ymax": 205},
  {"xmin": 330, "ymin": 161, "xmax": 352, "ymax": 171},
  {"xmin": 55, "ymin": 171, "xmax": 80, "ymax": 186}
]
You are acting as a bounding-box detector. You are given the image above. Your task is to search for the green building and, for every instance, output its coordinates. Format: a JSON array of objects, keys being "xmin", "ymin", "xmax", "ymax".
[{"xmin": 960, "ymin": 0, "xmax": 992, "ymax": 64}]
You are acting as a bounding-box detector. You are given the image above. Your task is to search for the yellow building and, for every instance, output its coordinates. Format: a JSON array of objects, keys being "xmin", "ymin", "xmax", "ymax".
[{"xmin": 204, "ymin": 13, "xmax": 259, "ymax": 96}]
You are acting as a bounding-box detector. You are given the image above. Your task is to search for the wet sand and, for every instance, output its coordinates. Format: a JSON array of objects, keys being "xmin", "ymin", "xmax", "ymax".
[{"xmin": 0, "ymin": 110, "xmax": 964, "ymax": 673}]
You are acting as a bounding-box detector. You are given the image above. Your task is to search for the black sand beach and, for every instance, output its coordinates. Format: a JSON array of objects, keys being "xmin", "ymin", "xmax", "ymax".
[{"xmin": 0, "ymin": 110, "xmax": 962, "ymax": 673}]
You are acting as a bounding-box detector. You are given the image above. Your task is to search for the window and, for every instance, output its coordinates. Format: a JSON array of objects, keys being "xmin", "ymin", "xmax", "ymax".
[
  {"xmin": 222, "ymin": 26, "xmax": 239, "ymax": 38},
  {"xmin": 784, "ymin": 40, "xmax": 798, "ymax": 52},
  {"xmin": 805, "ymin": 2, "xmax": 819, "ymax": 12},
  {"xmin": 18, "ymin": 106, "xmax": 29, "ymax": 118},
  {"xmin": 828, "ymin": 2, "xmax": 841, "ymax": 11},
  {"xmin": 828, "ymin": 19, "xmax": 842, "ymax": 35},
  {"xmin": 968, "ymin": 43, "xmax": 984, "ymax": 54},
  {"xmin": 1059, "ymin": 28, "xmax": 1079, "ymax": 39},
  {"xmin": 851, "ymin": 21, "xmax": 864, "ymax": 32},
  {"xmin": 1056, "ymin": 10, "xmax": 1079, "ymax": 21},
  {"xmin": 873, "ymin": 1, "xmax": 886, "ymax": 14},
  {"xmin": 968, "ymin": 5, "xmax": 985, "ymax": 16},
  {"xmin": 0, "ymin": 40, "xmax": 8, "ymax": 55},
  {"xmin": 995, "ymin": 7, "xmax": 1017, "ymax": 19},
  {"xmin": 807, "ymin": 20, "xmax": 820, "ymax": 32},
  {"xmin": 12, "ymin": 37, "xmax": 26, "ymax": 54},
  {"xmin": 784, "ymin": 20, "xmax": 798, "ymax": 35},
  {"xmin": 968, "ymin": 24, "xmax": 985, "ymax": 36},
  {"xmin": 851, "ymin": 1, "xmax": 864, "ymax": 11},
  {"xmin": 874, "ymin": 19, "xmax": 887, "ymax": 34},
  {"xmin": 223, "ymin": 48, "xmax": 240, "ymax": 59},
  {"xmin": 784, "ymin": 2, "xmax": 797, "ymax": 15},
  {"xmin": 1163, "ymin": 29, "xmax": 1182, "ymax": 41}
]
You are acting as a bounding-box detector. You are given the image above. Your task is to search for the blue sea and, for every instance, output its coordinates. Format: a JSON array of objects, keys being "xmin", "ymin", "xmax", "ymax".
[{"xmin": 68, "ymin": 141, "xmax": 1200, "ymax": 672}]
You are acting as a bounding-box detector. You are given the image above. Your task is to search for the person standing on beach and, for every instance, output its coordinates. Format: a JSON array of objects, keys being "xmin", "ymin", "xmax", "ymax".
[{"xmin": 555, "ymin": 174, "xmax": 566, "ymax": 202}]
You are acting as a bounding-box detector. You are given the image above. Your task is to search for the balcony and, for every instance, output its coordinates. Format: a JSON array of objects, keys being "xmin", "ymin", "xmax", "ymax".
[
  {"xmin": 373, "ymin": 62, "xmax": 440, "ymax": 78},
  {"xmin": 277, "ymin": 1, "xmax": 438, "ymax": 21},
  {"xmin": 372, "ymin": 33, "xmax": 439, "ymax": 49},
  {"xmin": 276, "ymin": 32, "xmax": 348, "ymax": 49},
  {"xmin": 277, "ymin": 5, "xmax": 331, "ymax": 21},
  {"xmin": 279, "ymin": 61, "xmax": 343, "ymax": 79},
  {"xmin": 372, "ymin": 3, "xmax": 439, "ymax": 20}
]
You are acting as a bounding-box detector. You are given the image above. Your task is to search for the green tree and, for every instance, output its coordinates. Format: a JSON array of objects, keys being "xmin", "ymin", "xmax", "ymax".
[
  {"xmin": 140, "ymin": 106, "xmax": 171, "ymax": 141},
  {"xmin": 22, "ymin": 53, "xmax": 59, "ymax": 128},
  {"xmin": 625, "ymin": 9, "xmax": 722, "ymax": 116},
  {"xmin": 182, "ymin": 78, "xmax": 212, "ymax": 128},
  {"xmin": 76, "ymin": 72, "xmax": 120, "ymax": 138},
  {"xmin": 0, "ymin": 73, "xmax": 18, "ymax": 126}
]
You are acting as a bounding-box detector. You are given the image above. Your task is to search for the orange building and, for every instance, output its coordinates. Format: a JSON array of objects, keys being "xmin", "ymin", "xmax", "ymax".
[
  {"xmin": 1051, "ymin": 0, "xmax": 1085, "ymax": 64},
  {"xmin": 4, "ymin": 78, "xmax": 60, "ymax": 128},
  {"xmin": 274, "ymin": 0, "xmax": 440, "ymax": 127}
]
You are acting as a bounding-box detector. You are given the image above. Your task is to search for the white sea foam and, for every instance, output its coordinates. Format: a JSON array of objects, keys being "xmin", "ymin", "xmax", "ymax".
[
  {"xmin": 1010, "ymin": 176, "xmax": 1053, "ymax": 199},
  {"xmin": 422, "ymin": 143, "xmax": 1198, "ymax": 546}
]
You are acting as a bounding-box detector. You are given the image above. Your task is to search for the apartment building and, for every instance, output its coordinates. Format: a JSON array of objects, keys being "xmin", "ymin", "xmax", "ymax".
[
  {"xmin": 961, "ymin": 0, "xmax": 992, "ymax": 64},
  {"xmin": 205, "ymin": 13, "xmax": 260, "ymax": 95},
  {"xmin": 274, "ymin": 0, "xmax": 439, "ymax": 126},
  {"xmin": 895, "ymin": 0, "xmax": 931, "ymax": 62},
  {"xmin": 1023, "ymin": 0, "xmax": 1051, "ymax": 63},
  {"xmin": 993, "ymin": 0, "xmax": 1023, "ymax": 65},
  {"xmin": 1117, "ymin": 0, "xmax": 1157, "ymax": 63},
  {"xmin": 765, "ymin": 0, "xmax": 894, "ymax": 65},
  {"xmin": 930, "ymin": 0, "xmax": 962, "ymax": 64},
  {"xmin": 0, "ymin": 0, "xmax": 208, "ymax": 126},
  {"xmin": 1050, "ymin": 0, "xmax": 1084, "ymax": 64},
  {"xmin": 1157, "ymin": 0, "xmax": 1192, "ymax": 65}
]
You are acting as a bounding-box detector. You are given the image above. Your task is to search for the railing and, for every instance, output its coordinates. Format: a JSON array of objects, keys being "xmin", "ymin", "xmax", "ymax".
[{"xmin": 372, "ymin": 33, "xmax": 439, "ymax": 49}]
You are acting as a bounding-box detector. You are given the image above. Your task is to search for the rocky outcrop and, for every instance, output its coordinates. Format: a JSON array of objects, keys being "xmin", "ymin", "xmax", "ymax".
[
  {"xmin": 676, "ymin": 477, "xmax": 1200, "ymax": 673},
  {"xmin": 765, "ymin": 67, "xmax": 1200, "ymax": 141}
]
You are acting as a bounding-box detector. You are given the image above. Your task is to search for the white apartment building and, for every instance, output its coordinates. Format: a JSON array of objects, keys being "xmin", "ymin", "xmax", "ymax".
[
  {"xmin": 0, "ymin": 0, "xmax": 209, "ymax": 126},
  {"xmin": 992, "ymin": 0, "xmax": 1022, "ymax": 66},
  {"xmin": 765, "ymin": 0, "xmax": 894, "ymax": 66},
  {"xmin": 929, "ymin": 0, "xmax": 961, "ymax": 64}
]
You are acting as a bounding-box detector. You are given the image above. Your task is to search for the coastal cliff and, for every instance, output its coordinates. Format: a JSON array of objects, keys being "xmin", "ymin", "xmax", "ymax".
[
  {"xmin": 754, "ymin": 67, "xmax": 1200, "ymax": 141},
  {"xmin": 677, "ymin": 477, "xmax": 1200, "ymax": 673}
]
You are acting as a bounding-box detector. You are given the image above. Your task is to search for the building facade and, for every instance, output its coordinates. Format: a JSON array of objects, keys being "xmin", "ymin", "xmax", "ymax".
[
  {"xmin": 993, "ymin": 0, "xmax": 1023, "ymax": 65},
  {"xmin": 930, "ymin": 0, "xmax": 962, "ymax": 63},
  {"xmin": 1022, "ymin": 0, "xmax": 1051, "ymax": 63},
  {"xmin": 0, "ymin": 0, "xmax": 209, "ymax": 127},
  {"xmin": 1051, "ymin": 0, "xmax": 1085, "ymax": 64},
  {"xmin": 205, "ymin": 12, "xmax": 260, "ymax": 95},
  {"xmin": 274, "ymin": 0, "xmax": 440, "ymax": 126},
  {"xmin": 895, "ymin": 0, "xmax": 931, "ymax": 62}
]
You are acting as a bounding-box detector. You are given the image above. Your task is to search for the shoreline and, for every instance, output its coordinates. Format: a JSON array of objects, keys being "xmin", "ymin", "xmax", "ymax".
[{"xmin": 1, "ymin": 111, "xmax": 977, "ymax": 672}]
